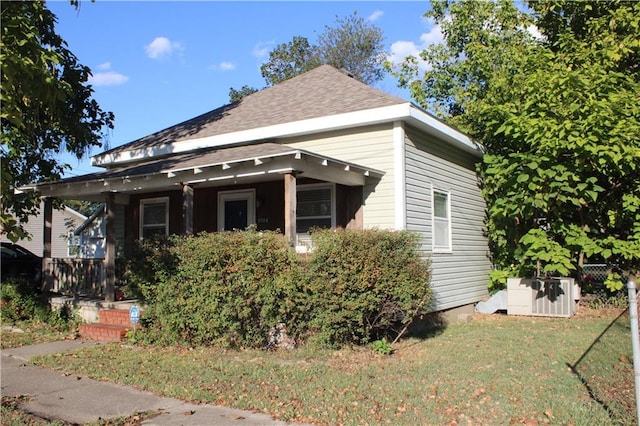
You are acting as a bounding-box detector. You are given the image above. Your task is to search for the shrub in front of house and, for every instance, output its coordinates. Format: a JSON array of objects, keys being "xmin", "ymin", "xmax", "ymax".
[
  {"xmin": 132, "ymin": 229, "xmax": 309, "ymax": 347},
  {"xmin": 304, "ymin": 228, "xmax": 432, "ymax": 347},
  {"xmin": 124, "ymin": 228, "xmax": 432, "ymax": 349}
]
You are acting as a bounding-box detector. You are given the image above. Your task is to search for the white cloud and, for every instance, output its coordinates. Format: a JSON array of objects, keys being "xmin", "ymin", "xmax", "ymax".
[
  {"xmin": 209, "ymin": 61, "xmax": 236, "ymax": 71},
  {"xmin": 97, "ymin": 62, "xmax": 111, "ymax": 71},
  {"xmin": 367, "ymin": 10, "xmax": 383, "ymax": 23},
  {"xmin": 89, "ymin": 71, "xmax": 129, "ymax": 86},
  {"xmin": 387, "ymin": 23, "xmax": 444, "ymax": 72},
  {"xmin": 219, "ymin": 61, "xmax": 236, "ymax": 71},
  {"xmin": 145, "ymin": 36, "xmax": 183, "ymax": 59},
  {"xmin": 252, "ymin": 40, "xmax": 274, "ymax": 60}
]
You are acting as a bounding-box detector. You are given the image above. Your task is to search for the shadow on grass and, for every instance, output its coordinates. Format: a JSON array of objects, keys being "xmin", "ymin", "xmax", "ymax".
[
  {"xmin": 405, "ymin": 311, "xmax": 448, "ymax": 339},
  {"xmin": 567, "ymin": 308, "xmax": 634, "ymax": 424}
]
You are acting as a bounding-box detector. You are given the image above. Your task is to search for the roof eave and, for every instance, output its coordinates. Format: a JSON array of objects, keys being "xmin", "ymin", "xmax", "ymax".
[{"xmin": 91, "ymin": 104, "xmax": 415, "ymax": 168}]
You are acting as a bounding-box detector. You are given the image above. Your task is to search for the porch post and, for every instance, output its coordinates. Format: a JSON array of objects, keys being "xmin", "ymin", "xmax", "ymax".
[
  {"xmin": 104, "ymin": 193, "xmax": 116, "ymax": 302},
  {"xmin": 182, "ymin": 183, "xmax": 194, "ymax": 235},
  {"xmin": 284, "ymin": 172, "xmax": 297, "ymax": 244},
  {"xmin": 42, "ymin": 198, "xmax": 53, "ymax": 292}
]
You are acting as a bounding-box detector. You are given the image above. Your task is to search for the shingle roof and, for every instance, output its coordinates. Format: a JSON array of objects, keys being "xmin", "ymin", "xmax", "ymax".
[{"xmin": 100, "ymin": 65, "xmax": 407, "ymax": 157}]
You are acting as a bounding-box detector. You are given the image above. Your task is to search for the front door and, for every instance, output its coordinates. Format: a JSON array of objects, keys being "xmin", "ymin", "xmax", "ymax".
[{"xmin": 218, "ymin": 189, "xmax": 256, "ymax": 231}]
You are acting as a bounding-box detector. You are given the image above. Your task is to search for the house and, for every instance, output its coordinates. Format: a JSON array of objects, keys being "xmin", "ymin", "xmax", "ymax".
[
  {"xmin": 72, "ymin": 204, "xmax": 109, "ymax": 259},
  {"xmin": 22, "ymin": 65, "xmax": 492, "ymax": 311},
  {"xmin": 1, "ymin": 201, "xmax": 86, "ymax": 258}
]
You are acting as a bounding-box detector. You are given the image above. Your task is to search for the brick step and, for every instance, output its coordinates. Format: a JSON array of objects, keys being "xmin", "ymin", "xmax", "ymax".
[
  {"xmin": 79, "ymin": 323, "xmax": 130, "ymax": 342},
  {"xmin": 98, "ymin": 309, "xmax": 140, "ymax": 327}
]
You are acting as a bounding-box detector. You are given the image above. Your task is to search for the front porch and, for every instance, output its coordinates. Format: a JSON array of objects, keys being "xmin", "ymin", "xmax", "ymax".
[{"xmin": 30, "ymin": 143, "xmax": 383, "ymax": 303}]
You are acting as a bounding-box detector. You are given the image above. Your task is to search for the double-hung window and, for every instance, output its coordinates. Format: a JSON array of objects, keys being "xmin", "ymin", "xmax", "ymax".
[
  {"xmin": 140, "ymin": 197, "xmax": 169, "ymax": 239},
  {"xmin": 432, "ymin": 189, "xmax": 452, "ymax": 252},
  {"xmin": 296, "ymin": 184, "xmax": 334, "ymax": 234}
]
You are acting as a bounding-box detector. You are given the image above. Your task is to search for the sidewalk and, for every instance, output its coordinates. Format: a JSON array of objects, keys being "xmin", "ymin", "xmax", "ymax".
[{"xmin": 1, "ymin": 340, "xmax": 306, "ymax": 425}]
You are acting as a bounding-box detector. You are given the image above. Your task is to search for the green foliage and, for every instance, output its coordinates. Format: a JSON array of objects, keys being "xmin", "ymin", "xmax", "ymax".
[
  {"xmin": 228, "ymin": 85, "xmax": 259, "ymax": 103},
  {"xmin": 604, "ymin": 272, "xmax": 624, "ymax": 292},
  {"xmin": 0, "ymin": 279, "xmax": 48, "ymax": 322},
  {"xmin": 488, "ymin": 265, "xmax": 521, "ymax": 293},
  {"xmin": 230, "ymin": 11, "xmax": 386, "ymax": 101},
  {"xmin": 260, "ymin": 36, "xmax": 321, "ymax": 87},
  {"xmin": 126, "ymin": 229, "xmax": 308, "ymax": 348},
  {"xmin": 370, "ymin": 337, "xmax": 393, "ymax": 355},
  {"xmin": 306, "ymin": 228, "xmax": 432, "ymax": 347},
  {"xmin": 121, "ymin": 235, "xmax": 177, "ymax": 302},
  {"xmin": 123, "ymin": 228, "xmax": 432, "ymax": 349},
  {"xmin": 0, "ymin": 0, "xmax": 114, "ymax": 242},
  {"xmin": 389, "ymin": 0, "xmax": 640, "ymax": 281},
  {"xmin": 0, "ymin": 279, "xmax": 78, "ymax": 330},
  {"xmin": 316, "ymin": 11, "xmax": 386, "ymax": 86}
]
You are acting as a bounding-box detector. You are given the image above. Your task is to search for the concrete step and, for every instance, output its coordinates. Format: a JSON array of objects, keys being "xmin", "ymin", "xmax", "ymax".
[{"xmin": 79, "ymin": 323, "xmax": 130, "ymax": 342}]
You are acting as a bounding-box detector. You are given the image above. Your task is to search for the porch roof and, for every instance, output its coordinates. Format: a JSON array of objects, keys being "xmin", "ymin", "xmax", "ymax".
[{"xmin": 19, "ymin": 142, "xmax": 384, "ymax": 201}]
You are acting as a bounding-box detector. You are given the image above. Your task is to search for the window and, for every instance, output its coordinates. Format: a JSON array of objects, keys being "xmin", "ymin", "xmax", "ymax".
[
  {"xmin": 296, "ymin": 184, "xmax": 334, "ymax": 233},
  {"xmin": 67, "ymin": 232, "xmax": 80, "ymax": 257},
  {"xmin": 432, "ymin": 189, "xmax": 451, "ymax": 252},
  {"xmin": 140, "ymin": 197, "xmax": 169, "ymax": 239}
]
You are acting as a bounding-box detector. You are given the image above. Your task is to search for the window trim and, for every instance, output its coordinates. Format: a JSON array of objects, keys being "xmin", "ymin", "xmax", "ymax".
[
  {"xmin": 432, "ymin": 188, "xmax": 452, "ymax": 253},
  {"xmin": 217, "ymin": 189, "xmax": 256, "ymax": 231},
  {"xmin": 296, "ymin": 183, "xmax": 336, "ymax": 232},
  {"xmin": 139, "ymin": 197, "xmax": 169, "ymax": 239}
]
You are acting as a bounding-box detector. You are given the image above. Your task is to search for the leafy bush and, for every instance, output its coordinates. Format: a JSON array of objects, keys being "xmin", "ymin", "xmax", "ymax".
[
  {"xmin": 124, "ymin": 228, "xmax": 432, "ymax": 349},
  {"xmin": 305, "ymin": 228, "xmax": 432, "ymax": 347},
  {"xmin": 1, "ymin": 279, "xmax": 49, "ymax": 322},
  {"xmin": 130, "ymin": 229, "xmax": 309, "ymax": 347},
  {"xmin": 1, "ymin": 279, "xmax": 79, "ymax": 330},
  {"xmin": 121, "ymin": 235, "xmax": 177, "ymax": 301}
]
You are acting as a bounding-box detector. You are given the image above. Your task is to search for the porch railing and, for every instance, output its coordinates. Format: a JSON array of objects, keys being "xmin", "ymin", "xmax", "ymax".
[{"xmin": 43, "ymin": 258, "xmax": 105, "ymax": 298}]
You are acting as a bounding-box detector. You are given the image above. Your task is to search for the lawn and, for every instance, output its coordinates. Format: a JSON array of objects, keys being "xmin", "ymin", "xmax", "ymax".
[
  {"xmin": 33, "ymin": 308, "xmax": 637, "ymax": 425},
  {"xmin": 1, "ymin": 321, "xmax": 75, "ymax": 350}
]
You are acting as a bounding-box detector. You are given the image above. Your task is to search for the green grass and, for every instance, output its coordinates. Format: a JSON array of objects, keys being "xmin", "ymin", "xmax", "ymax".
[
  {"xmin": 33, "ymin": 309, "xmax": 637, "ymax": 425},
  {"xmin": 1, "ymin": 321, "xmax": 75, "ymax": 349}
]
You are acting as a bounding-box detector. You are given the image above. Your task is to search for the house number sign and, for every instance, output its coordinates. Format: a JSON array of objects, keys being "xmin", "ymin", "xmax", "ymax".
[
  {"xmin": 129, "ymin": 305, "xmax": 140, "ymax": 324},
  {"xmin": 129, "ymin": 305, "xmax": 140, "ymax": 334}
]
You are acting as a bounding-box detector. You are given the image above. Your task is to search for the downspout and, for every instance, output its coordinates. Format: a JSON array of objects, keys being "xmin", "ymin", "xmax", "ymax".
[{"xmin": 393, "ymin": 121, "xmax": 406, "ymax": 231}]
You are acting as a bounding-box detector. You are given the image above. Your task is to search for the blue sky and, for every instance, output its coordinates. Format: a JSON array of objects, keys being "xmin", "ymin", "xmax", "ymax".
[{"xmin": 47, "ymin": 1, "xmax": 441, "ymax": 177}]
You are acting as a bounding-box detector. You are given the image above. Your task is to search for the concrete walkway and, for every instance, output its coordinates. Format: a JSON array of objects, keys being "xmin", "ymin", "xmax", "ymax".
[{"xmin": 1, "ymin": 340, "xmax": 306, "ymax": 425}]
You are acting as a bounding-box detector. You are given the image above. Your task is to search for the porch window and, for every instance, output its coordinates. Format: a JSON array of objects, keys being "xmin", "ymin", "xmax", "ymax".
[
  {"xmin": 140, "ymin": 197, "xmax": 169, "ymax": 239},
  {"xmin": 432, "ymin": 189, "xmax": 451, "ymax": 252},
  {"xmin": 296, "ymin": 184, "xmax": 335, "ymax": 233},
  {"xmin": 67, "ymin": 232, "xmax": 80, "ymax": 257}
]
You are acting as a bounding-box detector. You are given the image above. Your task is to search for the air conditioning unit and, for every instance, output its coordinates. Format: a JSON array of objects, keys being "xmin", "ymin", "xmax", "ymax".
[{"xmin": 507, "ymin": 277, "xmax": 577, "ymax": 318}]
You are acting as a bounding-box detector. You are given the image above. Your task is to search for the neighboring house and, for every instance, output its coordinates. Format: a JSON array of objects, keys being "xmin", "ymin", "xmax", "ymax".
[
  {"xmin": 23, "ymin": 65, "xmax": 492, "ymax": 310},
  {"xmin": 72, "ymin": 204, "xmax": 107, "ymax": 259},
  {"xmin": 1, "ymin": 202, "xmax": 86, "ymax": 258}
]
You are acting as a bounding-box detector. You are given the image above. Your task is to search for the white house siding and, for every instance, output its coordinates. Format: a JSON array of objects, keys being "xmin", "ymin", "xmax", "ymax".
[
  {"xmin": 285, "ymin": 124, "xmax": 396, "ymax": 229},
  {"xmin": 77, "ymin": 204, "xmax": 125, "ymax": 259},
  {"xmin": 404, "ymin": 126, "xmax": 492, "ymax": 311},
  {"xmin": 11, "ymin": 203, "xmax": 86, "ymax": 258}
]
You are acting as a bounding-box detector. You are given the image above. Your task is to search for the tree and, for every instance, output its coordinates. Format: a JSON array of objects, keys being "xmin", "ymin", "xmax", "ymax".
[
  {"xmin": 228, "ymin": 11, "xmax": 386, "ymax": 102},
  {"xmin": 316, "ymin": 11, "xmax": 386, "ymax": 86},
  {"xmin": 389, "ymin": 0, "xmax": 640, "ymax": 290},
  {"xmin": 260, "ymin": 36, "xmax": 321, "ymax": 87},
  {"xmin": 1, "ymin": 0, "xmax": 114, "ymax": 242},
  {"xmin": 228, "ymin": 85, "xmax": 259, "ymax": 103}
]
